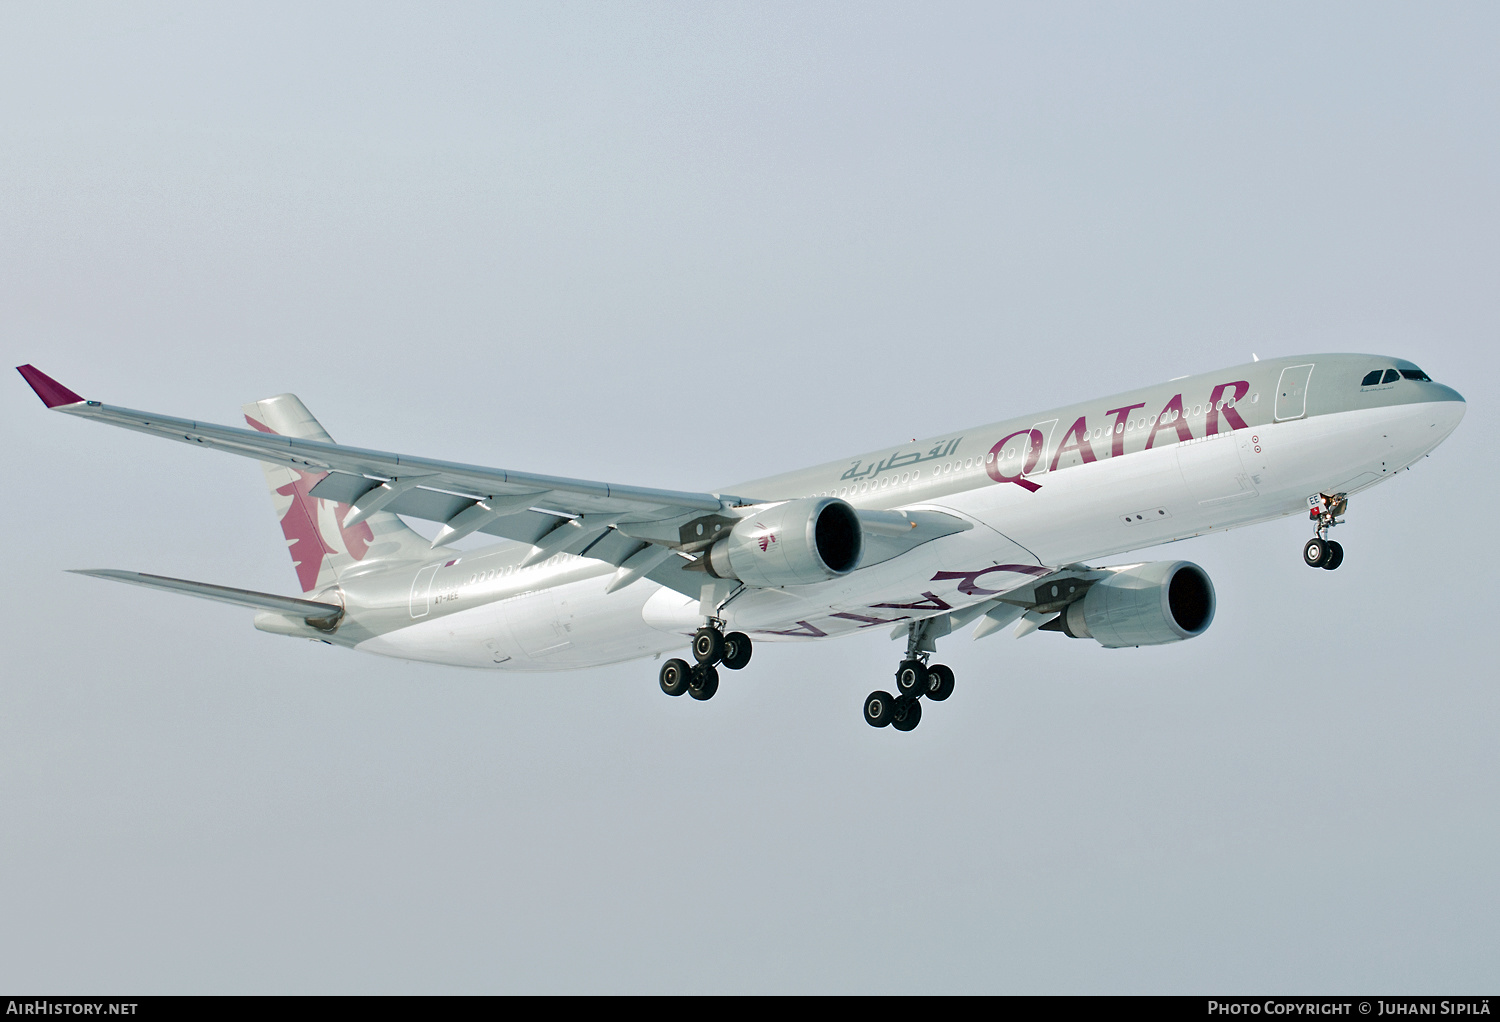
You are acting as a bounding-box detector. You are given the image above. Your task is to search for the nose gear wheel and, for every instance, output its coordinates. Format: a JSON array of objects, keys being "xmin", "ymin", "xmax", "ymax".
[{"xmin": 1304, "ymin": 492, "xmax": 1349, "ymax": 570}]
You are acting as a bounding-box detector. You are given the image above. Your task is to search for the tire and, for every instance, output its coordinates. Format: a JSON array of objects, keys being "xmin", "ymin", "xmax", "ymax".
[
  {"xmin": 721, "ymin": 632, "xmax": 753, "ymax": 671},
  {"xmin": 1322, "ymin": 541, "xmax": 1344, "ymax": 571},
  {"xmin": 692, "ymin": 628, "xmax": 725, "ymax": 665},
  {"xmin": 1303, "ymin": 538, "xmax": 1327, "ymax": 568},
  {"xmin": 926, "ymin": 663, "xmax": 955, "ymax": 702},
  {"xmin": 659, "ymin": 658, "xmax": 691, "ymax": 697},
  {"xmin": 892, "ymin": 695, "xmax": 922, "ymax": 732},
  {"xmin": 864, "ymin": 690, "xmax": 895, "ymax": 728},
  {"xmin": 895, "ymin": 659, "xmax": 929, "ymax": 697},
  {"xmin": 688, "ymin": 664, "xmax": 719, "ymax": 701}
]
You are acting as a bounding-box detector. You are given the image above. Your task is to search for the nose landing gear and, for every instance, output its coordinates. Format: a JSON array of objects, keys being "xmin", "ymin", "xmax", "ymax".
[{"xmin": 1304, "ymin": 492, "xmax": 1348, "ymax": 570}]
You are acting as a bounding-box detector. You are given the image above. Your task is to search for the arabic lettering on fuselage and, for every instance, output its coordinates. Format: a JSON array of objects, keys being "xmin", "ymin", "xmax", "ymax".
[{"xmin": 840, "ymin": 437, "xmax": 962, "ymax": 482}]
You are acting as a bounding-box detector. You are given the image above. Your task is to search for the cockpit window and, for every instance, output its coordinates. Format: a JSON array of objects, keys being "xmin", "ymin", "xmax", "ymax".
[
  {"xmin": 1361, "ymin": 370, "xmax": 1384, "ymax": 386},
  {"xmin": 1400, "ymin": 367, "xmax": 1432, "ymax": 382},
  {"xmin": 1382, "ymin": 368, "xmax": 1401, "ymax": 384}
]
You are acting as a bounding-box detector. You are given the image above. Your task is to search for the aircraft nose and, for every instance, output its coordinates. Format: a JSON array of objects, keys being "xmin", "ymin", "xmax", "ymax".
[
  {"xmin": 1427, "ymin": 382, "xmax": 1465, "ymax": 406},
  {"xmin": 1423, "ymin": 384, "xmax": 1466, "ymax": 436}
]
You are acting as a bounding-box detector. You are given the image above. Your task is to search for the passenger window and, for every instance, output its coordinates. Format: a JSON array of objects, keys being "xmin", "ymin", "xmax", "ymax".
[
  {"xmin": 1361, "ymin": 370, "xmax": 1383, "ymax": 386},
  {"xmin": 1400, "ymin": 368, "xmax": 1432, "ymax": 382}
]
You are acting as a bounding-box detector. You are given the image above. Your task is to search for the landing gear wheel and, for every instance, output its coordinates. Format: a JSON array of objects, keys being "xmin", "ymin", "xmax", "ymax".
[
  {"xmin": 692, "ymin": 627, "xmax": 725, "ymax": 665},
  {"xmin": 895, "ymin": 659, "xmax": 929, "ymax": 697},
  {"xmin": 891, "ymin": 695, "xmax": 922, "ymax": 732},
  {"xmin": 688, "ymin": 664, "xmax": 719, "ymax": 701},
  {"xmin": 1303, "ymin": 538, "xmax": 1329, "ymax": 568},
  {"xmin": 720, "ymin": 632, "xmax": 753, "ymax": 671},
  {"xmin": 926, "ymin": 663, "xmax": 955, "ymax": 702},
  {"xmin": 1322, "ymin": 541, "xmax": 1344, "ymax": 571},
  {"xmin": 863, "ymin": 691, "xmax": 895, "ymax": 728},
  {"xmin": 659, "ymin": 658, "xmax": 691, "ymax": 697}
]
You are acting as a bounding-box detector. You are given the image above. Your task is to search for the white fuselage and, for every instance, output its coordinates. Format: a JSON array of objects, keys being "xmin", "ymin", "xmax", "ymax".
[{"xmin": 353, "ymin": 362, "xmax": 1464, "ymax": 671}]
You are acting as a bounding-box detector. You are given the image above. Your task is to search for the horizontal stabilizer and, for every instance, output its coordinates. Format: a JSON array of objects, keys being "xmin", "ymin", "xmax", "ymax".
[{"xmin": 70, "ymin": 569, "xmax": 342, "ymax": 623}]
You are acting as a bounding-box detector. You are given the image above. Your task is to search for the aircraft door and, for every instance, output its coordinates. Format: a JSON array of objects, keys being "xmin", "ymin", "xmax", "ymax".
[
  {"xmin": 1023, "ymin": 419, "xmax": 1059, "ymax": 479},
  {"xmin": 1275, "ymin": 364, "xmax": 1315, "ymax": 421},
  {"xmin": 409, "ymin": 563, "xmax": 440, "ymax": 618}
]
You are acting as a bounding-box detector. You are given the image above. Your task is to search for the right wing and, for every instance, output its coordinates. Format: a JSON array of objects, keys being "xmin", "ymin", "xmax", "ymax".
[
  {"xmin": 20, "ymin": 366, "xmax": 977, "ymax": 598},
  {"xmin": 19, "ymin": 365, "xmax": 742, "ymax": 593}
]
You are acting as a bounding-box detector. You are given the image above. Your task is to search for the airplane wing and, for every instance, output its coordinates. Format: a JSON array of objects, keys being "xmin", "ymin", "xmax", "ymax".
[
  {"xmin": 17, "ymin": 366, "xmax": 735, "ymax": 578},
  {"xmin": 19, "ymin": 365, "xmax": 975, "ymax": 599}
]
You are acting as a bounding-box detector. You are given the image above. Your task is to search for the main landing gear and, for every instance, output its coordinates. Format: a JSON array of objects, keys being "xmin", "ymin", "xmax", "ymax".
[
  {"xmin": 659, "ymin": 622, "xmax": 752, "ymax": 702},
  {"xmin": 864, "ymin": 622, "xmax": 957, "ymax": 732},
  {"xmin": 1303, "ymin": 492, "xmax": 1349, "ymax": 571}
]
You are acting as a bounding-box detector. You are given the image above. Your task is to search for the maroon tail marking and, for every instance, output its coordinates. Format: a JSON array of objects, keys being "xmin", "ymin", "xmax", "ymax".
[
  {"xmin": 246, "ymin": 414, "xmax": 374, "ymax": 591},
  {"xmin": 16, "ymin": 365, "xmax": 85, "ymax": 407}
]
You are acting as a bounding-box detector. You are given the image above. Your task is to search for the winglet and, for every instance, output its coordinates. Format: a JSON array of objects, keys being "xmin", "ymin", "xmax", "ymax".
[{"xmin": 16, "ymin": 365, "xmax": 86, "ymax": 407}]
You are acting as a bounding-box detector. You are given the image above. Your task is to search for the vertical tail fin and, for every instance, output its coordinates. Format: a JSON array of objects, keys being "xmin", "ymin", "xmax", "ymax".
[{"xmin": 243, "ymin": 394, "xmax": 430, "ymax": 592}]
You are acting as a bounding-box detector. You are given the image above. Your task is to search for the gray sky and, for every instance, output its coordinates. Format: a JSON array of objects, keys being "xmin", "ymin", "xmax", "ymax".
[{"xmin": 1, "ymin": 2, "xmax": 1496, "ymax": 993}]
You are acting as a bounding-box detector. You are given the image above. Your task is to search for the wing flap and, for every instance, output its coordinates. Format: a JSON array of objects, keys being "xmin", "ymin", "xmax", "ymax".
[{"xmin": 306, "ymin": 472, "xmax": 572, "ymax": 547}]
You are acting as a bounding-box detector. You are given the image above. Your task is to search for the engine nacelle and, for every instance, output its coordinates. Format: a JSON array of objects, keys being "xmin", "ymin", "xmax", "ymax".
[
  {"xmin": 1059, "ymin": 560, "xmax": 1215, "ymax": 647},
  {"xmin": 705, "ymin": 497, "xmax": 862, "ymax": 587}
]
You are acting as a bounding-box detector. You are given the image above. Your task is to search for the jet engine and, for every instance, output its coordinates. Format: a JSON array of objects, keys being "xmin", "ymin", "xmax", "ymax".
[
  {"xmin": 705, "ymin": 497, "xmax": 862, "ymax": 587},
  {"xmin": 1056, "ymin": 560, "xmax": 1215, "ymax": 647}
]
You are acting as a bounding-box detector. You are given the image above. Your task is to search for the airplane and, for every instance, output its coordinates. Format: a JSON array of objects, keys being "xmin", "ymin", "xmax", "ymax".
[{"xmin": 17, "ymin": 355, "xmax": 1464, "ymax": 732}]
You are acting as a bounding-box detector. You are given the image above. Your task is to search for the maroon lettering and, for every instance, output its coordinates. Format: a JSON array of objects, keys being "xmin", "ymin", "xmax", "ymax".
[
  {"xmin": 830, "ymin": 612, "xmax": 907, "ymax": 628},
  {"xmin": 986, "ymin": 429, "xmax": 1044, "ymax": 492},
  {"xmin": 1103, "ymin": 403, "xmax": 1146, "ymax": 458},
  {"xmin": 753, "ymin": 620, "xmax": 828, "ymax": 638},
  {"xmin": 931, "ymin": 564, "xmax": 1051, "ymax": 596},
  {"xmin": 871, "ymin": 591, "xmax": 953, "ymax": 611},
  {"xmin": 1049, "ymin": 415, "xmax": 1098, "ymax": 472},
  {"xmin": 1145, "ymin": 394, "xmax": 1193, "ymax": 449},
  {"xmin": 1206, "ymin": 380, "xmax": 1250, "ymax": 434}
]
